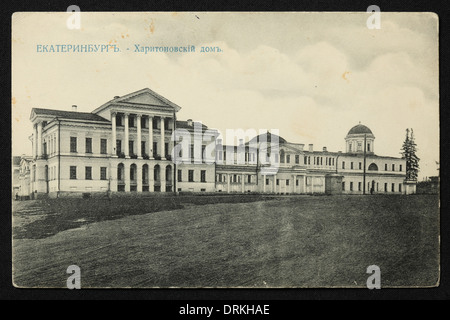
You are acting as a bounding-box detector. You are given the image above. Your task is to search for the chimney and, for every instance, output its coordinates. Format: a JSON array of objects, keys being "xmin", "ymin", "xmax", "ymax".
[
  {"xmin": 309, "ymin": 144, "xmax": 313, "ymax": 152},
  {"xmin": 323, "ymin": 147, "xmax": 327, "ymax": 152},
  {"xmin": 187, "ymin": 119, "xmax": 193, "ymax": 126},
  {"xmin": 72, "ymin": 105, "xmax": 77, "ymax": 112}
]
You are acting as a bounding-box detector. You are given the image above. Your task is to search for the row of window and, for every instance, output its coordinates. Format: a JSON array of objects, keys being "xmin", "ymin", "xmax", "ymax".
[
  {"xmin": 343, "ymin": 181, "xmax": 403, "ymax": 192},
  {"xmin": 216, "ymin": 174, "xmax": 255, "ymax": 184},
  {"xmin": 70, "ymin": 137, "xmax": 108, "ymax": 154},
  {"xmin": 177, "ymin": 169, "xmax": 207, "ymax": 183},
  {"xmin": 341, "ymin": 161, "xmax": 403, "ymax": 172},
  {"xmin": 70, "ymin": 166, "xmax": 108, "ymax": 180},
  {"xmin": 69, "ymin": 137, "xmax": 170, "ymax": 158},
  {"xmin": 115, "ymin": 115, "xmax": 171, "ymax": 130}
]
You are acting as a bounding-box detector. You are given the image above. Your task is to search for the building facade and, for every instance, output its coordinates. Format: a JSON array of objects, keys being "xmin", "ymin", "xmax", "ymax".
[{"xmin": 19, "ymin": 88, "xmax": 412, "ymax": 198}]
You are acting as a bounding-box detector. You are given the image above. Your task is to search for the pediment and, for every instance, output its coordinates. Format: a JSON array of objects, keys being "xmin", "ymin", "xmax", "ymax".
[{"xmin": 120, "ymin": 91, "xmax": 170, "ymax": 107}]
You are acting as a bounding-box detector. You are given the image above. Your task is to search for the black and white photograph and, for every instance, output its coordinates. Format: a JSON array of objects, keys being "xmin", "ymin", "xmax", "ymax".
[{"xmin": 11, "ymin": 11, "xmax": 440, "ymax": 289}]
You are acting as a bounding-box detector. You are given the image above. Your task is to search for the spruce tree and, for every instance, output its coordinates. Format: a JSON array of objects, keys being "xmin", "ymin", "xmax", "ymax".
[{"xmin": 401, "ymin": 128, "xmax": 420, "ymax": 181}]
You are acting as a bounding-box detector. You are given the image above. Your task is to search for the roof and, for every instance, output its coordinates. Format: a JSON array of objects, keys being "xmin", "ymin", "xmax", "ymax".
[
  {"xmin": 347, "ymin": 124, "xmax": 373, "ymax": 135},
  {"xmin": 92, "ymin": 88, "xmax": 182, "ymax": 114},
  {"xmin": 176, "ymin": 120, "xmax": 208, "ymax": 130},
  {"xmin": 32, "ymin": 108, "xmax": 109, "ymax": 122},
  {"xmin": 247, "ymin": 132, "xmax": 287, "ymax": 145}
]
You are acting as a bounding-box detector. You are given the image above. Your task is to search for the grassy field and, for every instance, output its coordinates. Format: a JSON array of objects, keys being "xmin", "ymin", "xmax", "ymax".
[{"xmin": 12, "ymin": 194, "xmax": 439, "ymax": 288}]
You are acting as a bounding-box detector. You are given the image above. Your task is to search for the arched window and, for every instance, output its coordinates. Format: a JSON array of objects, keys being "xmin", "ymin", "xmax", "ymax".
[
  {"xmin": 280, "ymin": 150, "xmax": 285, "ymax": 164},
  {"xmin": 368, "ymin": 163, "xmax": 378, "ymax": 171}
]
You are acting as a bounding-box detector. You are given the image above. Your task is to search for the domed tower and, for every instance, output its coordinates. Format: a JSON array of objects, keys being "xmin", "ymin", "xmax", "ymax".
[{"xmin": 345, "ymin": 123, "xmax": 375, "ymax": 154}]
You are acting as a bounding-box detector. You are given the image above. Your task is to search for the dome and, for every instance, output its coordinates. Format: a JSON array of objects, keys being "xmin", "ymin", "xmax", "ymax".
[
  {"xmin": 248, "ymin": 132, "xmax": 287, "ymax": 145},
  {"xmin": 347, "ymin": 124, "xmax": 373, "ymax": 136}
]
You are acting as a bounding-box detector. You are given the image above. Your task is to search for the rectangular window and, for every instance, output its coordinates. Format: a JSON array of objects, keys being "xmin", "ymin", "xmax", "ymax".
[
  {"xmin": 286, "ymin": 179, "xmax": 290, "ymax": 186},
  {"xmin": 128, "ymin": 116, "xmax": 134, "ymax": 127},
  {"xmin": 358, "ymin": 182, "xmax": 362, "ymax": 191},
  {"xmin": 70, "ymin": 166, "xmax": 77, "ymax": 180},
  {"xmin": 350, "ymin": 182, "xmax": 353, "ymax": 191},
  {"xmin": 141, "ymin": 116, "xmax": 146, "ymax": 129},
  {"xmin": 295, "ymin": 155, "xmax": 300, "ymax": 164},
  {"xmin": 141, "ymin": 141, "xmax": 146, "ymax": 156},
  {"xmin": 392, "ymin": 183, "xmax": 395, "ymax": 192},
  {"xmin": 384, "ymin": 183, "xmax": 388, "ymax": 192},
  {"xmin": 247, "ymin": 175, "xmax": 251, "ymax": 184},
  {"xmin": 351, "ymin": 162, "xmax": 354, "ymax": 170},
  {"xmin": 165, "ymin": 143, "xmax": 169, "ymax": 158},
  {"xmin": 116, "ymin": 140, "xmax": 122, "ymax": 154},
  {"xmin": 100, "ymin": 139, "xmax": 107, "ymax": 154},
  {"xmin": 276, "ymin": 179, "xmax": 279, "ymax": 186},
  {"xmin": 116, "ymin": 115, "xmax": 123, "ymax": 126},
  {"xmin": 70, "ymin": 137, "xmax": 77, "ymax": 153},
  {"xmin": 286, "ymin": 155, "xmax": 291, "ymax": 163},
  {"xmin": 201, "ymin": 170, "xmax": 206, "ymax": 183},
  {"xmin": 342, "ymin": 182, "xmax": 345, "ymax": 191},
  {"xmin": 188, "ymin": 170, "xmax": 194, "ymax": 182},
  {"xmin": 392, "ymin": 164, "xmax": 395, "ymax": 171},
  {"xmin": 296, "ymin": 180, "xmax": 299, "ymax": 186},
  {"xmin": 100, "ymin": 167, "xmax": 107, "ymax": 180},
  {"xmin": 153, "ymin": 117, "xmax": 158, "ymax": 129},
  {"xmin": 400, "ymin": 164, "xmax": 403, "ymax": 171},
  {"xmin": 304, "ymin": 156, "xmax": 307, "ymax": 165},
  {"xmin": 399, "ymin": 184, "xmax": 402, "ymax": 193},
  {"xmin": 129, "ymin": 140, "xmax": 134, "ymax": 155},
  {"xmin": 385, "ymin": 164, "xmax": 388, "ymax": 171},
  {"xmin": 85, "ymin": 138, "xmax": 92, "ymax": 153},
  {"xmin": 178, "ymin": 170, "xmax": 182, "ymax": 182},
  {"xmin": 85, "ymin": 166, "xmax": 92, "ymax": 180},
  {"xmin": 153, "ymin": 142, "xmax": 158, "ymax": 157},
  {"xmin": 342, "ymin": 161, "xmax": 346, "ymax": 169},
  {"xmin": 359, "ymin": 162, "xmax": 362, "ymax": 170},
  {"xmin": 266, "ymin": 178, "xmax": 269, "ymax": 185}
]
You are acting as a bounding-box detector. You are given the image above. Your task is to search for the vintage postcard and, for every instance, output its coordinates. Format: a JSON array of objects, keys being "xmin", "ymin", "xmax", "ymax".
[{"xmin": 11, "ymin": 11, "xmax": 439, "ymax": 289}]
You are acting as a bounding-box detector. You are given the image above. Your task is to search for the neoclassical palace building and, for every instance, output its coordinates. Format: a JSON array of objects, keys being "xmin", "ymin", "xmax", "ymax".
[{"xmin": 16, "ymin": 88, "xmax": 414, "ymax": 199}]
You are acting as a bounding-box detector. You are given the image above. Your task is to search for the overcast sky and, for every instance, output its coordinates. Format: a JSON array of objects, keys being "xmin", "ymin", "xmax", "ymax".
[{"xmin": 12, "ymin": 12, "xmax": 439, "ymax": 179}]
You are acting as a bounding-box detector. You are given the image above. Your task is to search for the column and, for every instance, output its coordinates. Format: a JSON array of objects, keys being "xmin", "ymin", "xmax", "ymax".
[
  {"xmin": 136, "ymin": 114, "xmax": 142, "ymax": 159},
  {"xmin": 124, "ymin": 162, "xmax": 130, "ymax": 192},
  {"xmin": 149, "ymin": 164, "xmax": 154, "ymax": 192},
  {"xmin": 311, "ymin": 176, "xmax": 314, "ymax": 194},
  {"xmin": 293, "ymin": 175, "xmax": 296, "ymax": 194},
  {"xmin": 137, "ymin": 165, "xmax": 142, "ymax": 192},
  {"xmin": 110, "ymin": 163, "xmax": 118, "ymax": 192},
  {"xmin": 303, "ymin": 175, "xmax": 307, "ymax": 194},
  {"xmin": 241, "ymin": 174, "xmax": 245, "ymax": 193},
  {"xmin": 227, "ymin": 173, "xmax": 230, "ymax": 193},
  {"xmin": 263, "ymin": 175, "xmax": 266, "ymax": 193},
  {"xmin": 124, "ymin": 113, "xmax": 130, "ymax": 158},
  {"xmin": 160, "ymin": 165, "xmax": 166, "ymax": 192},
  {"xmin": 37, "ymin": 122, "xmax": 43, "ymax": 158},
  {"xmin": 169, "ymin": 118, "xmax": 174, "ymax": 161},
  {"xmin": 111, "ymin": 112, "xmax": 117, "ymax": 157},
  {"xmin": 273, "ymin": 175, "xmax": 276, "ymax": 194},
  {"xmin": 160, "ymin": 117, "xmax": 165, "ymax": 159},
  {"xmin": 148, "ymin": 116, "xmax": 154, "ymax": 159}
]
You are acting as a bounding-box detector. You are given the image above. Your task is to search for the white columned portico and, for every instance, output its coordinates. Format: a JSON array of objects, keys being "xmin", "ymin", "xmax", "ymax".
[
  {"xmin": 160, "ymin": 117, "xmax": 165, "ymax": 159},
  {"xmin": 124, "ymin": 113, "xmax": 130, "ymax": 158},
  {"xmin": 37, "ymin": 122, "xmax": 43, "ymax": 158},
  {"xmin": 136, "ymin": 114, "xmax": 142, "ymax": 159},
  {"xmin": 148, "ymin": 116, "xmax": 154, "ymax": 159},
  {"xmin": 111, "ymin": 112, "xmax": 117, "ymax": 157}
]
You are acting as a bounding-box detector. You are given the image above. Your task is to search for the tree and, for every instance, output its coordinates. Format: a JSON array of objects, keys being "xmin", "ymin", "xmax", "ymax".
[{"xmin": 401, "ymin": 128, "xmax": 420, "ymax": 181}]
